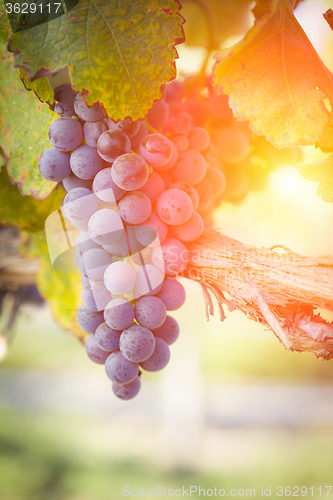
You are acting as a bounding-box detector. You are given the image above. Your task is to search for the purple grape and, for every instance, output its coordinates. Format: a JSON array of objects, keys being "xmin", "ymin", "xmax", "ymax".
[
  {"xmin": 170, "ymin": 149, "xmax": 207, "ymax": 185},
  {"xmin": 48, "ymin": 117, "xmax": 83, "ymax": 152},
  {"xmin": 76, "ymin": 231, "xmax": 101, "ymax": 254},
  {"xmin": 130, "ymin": 121, "xmax": 149, "ymax": 149},
  {"xmin": 140, "ymin": 337, "xmax": 170, "ymax": 372},
  {"xmin": 104, "ymin": 261, "xmax": 136, "ymax": 295},
  {"xmin": 138, "ymin": 171, "xmax": 165, "ymax": 204},
  {"xmin": 133, "ymin": 265, "xmax": 164, "ymax": 298},
  {"xmin": 85, "ymin": 334, "xmax": 110, "ymax": 364},
  {"xmin": 93, "ymin": 167, "xmax": 125, "ymax": 203},
  {"xmin": 102, "ymin": 227, "xmax": 139, "ymax": 257},
  {"xmin": 70, "ymin": 144, "xmax": 105, "ymax": 180},
  {"xmin": 156, "ymin": 188, "xmax": 193, "ymax": 225},
  {"xmin": 38, "ymin": 147, "xmax": 71, "ymax": 182},
  {"xmin": 152, "ymin": 237, "xmax": 189, "ymax": 276},
  {"xmin": 188, "ymin": 127, "xmax": 210, "ymax": 151},
  {"xmin": 83, "ymin": 120, "xmax": 108, "ymax": 148},
  {"xmin": 111, "ymin": 153, "xmax": 149, "ymax": 191},
  {"xmin": 88, "ymin": 208, "xmax": 123, "ymax": 246},
  {"xmin": 105, "ymin": 350, "xmax": 139, "ymax": 384},
  {"xmin": 95, "ymin": 322, "xmax": 122, "ymax": 352},
  {"xmin": 169, "ymin": 181, "xmax": 199, "ymax": 211},
  {"xmin": 155, "ymin": 278, "xmax": 186, "ymax": 311},
  {"xmin": 104, "ymin": 298, "xmax": 134, "ymax": 330},
  {"xmin": 81, "ymin": 248, "xmax": 111, "ymax": 281},
  {"xmin": 172, "ymin": 211, "xmax": 204, "ymax": 242},
  {"xmin": 63, "ymin": 188, "xmax": 98, "ymax": 222},
  {"xmin": 119, "ymin": 325, "xmax": 155, "ymax": 362},
  {"xmin": 81, "ymin": 281, "xmax": 112, "ymax": 311},
  {"xmin": 163, "ymin": 80, "xmax": 183, "ymax": 102},
  {"xmin": 146, "ymin": 99, "xmax": 169, "ymax": 129},
  {"xmin": 62, "ymin": 172, "xmax": 93, "ymax": 192},
  {"xmin": 139, "ymin": 133, "xmax": 173, "ymax": 167},
  {"xmin": 115, "ymin": 117, "xmax": 140, "ymax": 138},
  {"xmin": 153, "ymin": 141, "xmax": 178, "ymax": 172},
  {"xmin": 112, "ymin": 376, "xmax": 141, "ymax": 400},
  {"xmin": 97, "ymin": 130, "xmax": 131, "ymax": 162},
  {"xmin": 152, "ymin": 316, "xmax": 180, "ymax": 345},
  {"xmin": 53, "ymin": 83, "xmax": 78, "ymax": 117},
  {"xmin": 77, "ymin": 305, "xmax": 104, "ymax": 333},
  {"xmin": 134, "ymin": 296, "xmax": 167, "ymax": 329},
  {"xmin": 81, "ymin": 275, "xmax": 90, "ymax": 287},
  {"xmin": 74, "ymin": 93, "xmax": 106, "ymax": 122},
  {"xmin": 118, "ymin": 191, "xmax": 152, "ymax": 225}
]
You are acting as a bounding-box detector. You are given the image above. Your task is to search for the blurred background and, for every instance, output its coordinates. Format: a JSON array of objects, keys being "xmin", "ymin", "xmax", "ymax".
[{"xmin": 1, "ymin": 1, "xmax": 333, "ymax": 499}]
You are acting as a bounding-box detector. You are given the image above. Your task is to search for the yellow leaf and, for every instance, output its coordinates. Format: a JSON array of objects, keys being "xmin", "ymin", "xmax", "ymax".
[{"xmin": 297, "ymin": 154, "xmax": 333, "ymax": 202}]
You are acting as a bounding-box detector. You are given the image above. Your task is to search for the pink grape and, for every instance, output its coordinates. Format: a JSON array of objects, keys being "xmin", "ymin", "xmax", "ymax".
[
  {"xmin": 83, "ymin": 120, "xmax": 107, "ymax": 148},
  {"xmin": 216, "ymin": 128, "xmax": 250, "ymax": 164},
  {"xmin": 74, "ymin": 94, "xmax": 106, "ymax": 122},
  {"xmin": 105, "ymin": 350, "xmax": 139, "ymax": 384},
  {"xmin": 174, "ymin": 135, "xmax": 189, "ymax": 152},
  {"xmin": 85, "ymin": 334, "xmax": 110, "ymax": 364},
  {"xmin": 140, "ymin": 133, "xmax": 173, "ymax": 167},
  {"xmin": 77, "ymin": 305, "xmax": 104, "ymax": 333},
  {"xmin": 53, "ymin": 83, "xmax": 78, "ymax": 117},
  {"xmin": 153, "ymin": 142, "xmax": 178, "ymax": 172},
  {"xmin": 152, "ymin": 315, "xmax": 180, "ymax": 345},
  {"xmin": 81, "ymin": 281, "xmax": 112, "ymax": 311},
  {"xmin": 48, "ymin": 117, "xmax": 83, "ymax": 152},
  {"xmin": 163, "ymin": 80, "xmax": 183, "ymax": 102},
  {"xmin": 134, "ymin": 296, "xmax": 167, "ymax": 329},
  {"xmin": 172, "ymin": 211, "xmax": 204, "ymax": 242},
  {"xmin": 88, "ymin": 208, "xmax": 123, "ymax": 245},
  {"xmin": 103, "ymin": 227, "xmax": 140, "ymax": 257},
  {"xmin": 112, "ymin": 376, "xmax": 141, "ymax": 400},
  {"xmin": 38, "ymin": 147, "xmax": 71, "ymax": 182},
  {"xmin": 170, "ymin": 149, "xmax": 207, "ymax": 185},
  {"xmin": 119, "ymin": 325, "xmax": 155, "ymax": 362},
  {"xmin": 138, "ymin": 171, "xmax": 165, "ymax": 204},
  {"xmin": 156, "ymin": 278, "xmax": 186, "ymax": 311},
  {"xmin": 104, "ymin": 261, "xmax": 136, "ymax": 295},
  {"xmin": 81, "ymin": 248, "xmax": 111, "ymax": 281},
  {"xmin": 156, "ymin": 188, "xmax": 193, "ymax": 225},
  {"xmin": 70, "ymin": 144, "xmax": 105, "ymax": 180},
  {"xmin": 63, "ymin": 188, "xmax": 98, "ymax": 223},
  {"xmin": 111, "ymin": 153, "xmax": 149, "ymax": 191},
  {"xmin": 205, "ymin": 167, "xmax": 227, "ymax": 198},
  {"xmin": 76, "ymin": 231, "xmax": 101, "ymax": 254},
  {"xmin": 130, "ymin": 121, "xmax": 149, "ymax": 149},
  {"xmin": 169, "ymin": 181, "xmax": 199, "ymax": 211},
  {"xmin": 104, "ymin": 298, "xmax": 134, "ymax": 330},
  {"xmin": 115, "ymin": 118, "xmax": 140, "ymax": 138},
  {"xmin": 133, "ymin": 265, "xmax": 164, "ymax": 297},
  {"xmin": 169, "ymin": 111, "xmax": 194, "ymax": 136},
  {"xmin": 97, "ymin": 129, "xmax": 131, "ymax": 162},
  {"xmin": 135, "ymin": 213, "xmax": 168, "ymax": 247},
  {"xmin": 118, "ymin": 191, "xmax": 151, "ymax": 225},
  {"xmin": 63, "ymin": 172, "xmax": 93, "ymax": 192},
  {"xmin": 146, "ymin": 99, "xmax": 169, "ymax": 129},
  {"xmin": 95, "ymin": 322, "xmax": 122, "ymax": 352},
  {"xmin": 158, "ymin": 171, "xmax": 173, "ymax": 189},
  {"xmin": 140, "ymin": 337, "xmax": 170, "ymax": 372},
  {"xmin": 188, "ymin": 127, "xmax": 210, "ymax": 151},
  {"xmin": 152, "ymin": 237, "xmax": 189, "ymax": 276},
  {"xmin": 93, "ymin": 167, "xmax": 125, "ymax": 203}
]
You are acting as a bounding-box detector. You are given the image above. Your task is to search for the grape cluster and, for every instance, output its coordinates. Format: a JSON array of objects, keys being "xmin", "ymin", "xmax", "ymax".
[{"xmin": 40, "ymin": 83, "xmax": 224, "ymax": 400}]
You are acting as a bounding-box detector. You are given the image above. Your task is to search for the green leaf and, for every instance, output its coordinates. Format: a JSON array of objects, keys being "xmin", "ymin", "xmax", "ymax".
[
  {"xmin": 0, "ymin": 3, "xmax": 11, "ymax": 40},
  {"xmin": 213, "ymin": 0, "xmax": 333, "ymax": 148},
  {"xmin": 297, "ymin": 155, "xmax": 333, "ymax": 202},
  {"xmin": 0, "ymin": 44, "xmax": 57, "ymax": 199},
  {"xmin": 19, "ymin": 68, "xmax": 54, "ymax": 105},
  {"xmin": 8, "ymin": 0, "xmax": 184, "ymax": 120},
  {"xmin": 0, "ymin": 168, "xmax": 65, "ymax": 231}
]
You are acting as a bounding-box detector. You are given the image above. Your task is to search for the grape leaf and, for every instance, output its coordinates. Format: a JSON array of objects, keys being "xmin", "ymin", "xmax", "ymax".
[
  {"xmin": 0, "ymin": 168, "xmax": 65, "ymax": 231},
  {"xmin": 0, "ymin": 44, "xmax": 57, "ymax": 199},
  {"xmin": 0, "ymin": 4, "xmax": 11, "ymax": 40},
  {"xmin": 297, "ymin": 155, "xmax": 333, "ymax": 202},
  {"xmin": 324, "ymin": 9, "xmax": 333, "ymax": 31},
  {"xmin": 316, "ymin": 112, "xmax": 333, "ymax": 153},
  {"xmin": 213, "ymin": 0, "xmax": 333, "ymax": 148},
  {"xmin": 19, "ymin": 68, "xmax": 54, "ymax": 105},
  {"xmin": 7, "ymin": 0, "xmax": 184, "ymax": 120}
]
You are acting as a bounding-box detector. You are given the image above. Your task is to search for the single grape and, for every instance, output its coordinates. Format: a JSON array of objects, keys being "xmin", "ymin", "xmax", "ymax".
[
  {"xmin": 93, "ymin": 167, "xmax": 125, "ymax": 203},
  {"xmin": 81, "ymin": 248, "xmax": 111, "ymax": 281},
  {"xmin": 195, "ymin": 179, "xmax": 214, "ymax": 214},
  {"xmin": 63, "ymin": 188, "xmax": 98, "ymax": 230},
  {"xmin": 139, "ymin": 134, "xmax": 173, "ymax": 167},
  {"xmin": 138, "ymin": 171, "xmax": 165, "ymax": 204},
  {"xmin": 156, "ymin": 188, "xmax": 193, "ymax": 226},
  {"xmin": 163, "ymin": 80, "xmax": 183, "ymax": 102},
  {"xmin": 155, "ymin": 278, "xmax": 186, "ymax": 311},
  {"xmin": 169, "ymin": 181, "xmax": 199, "ymax": 211},
  {"xmin": 97, "ymin": 129, "xmax": 131, "ymax": 162},
  {"xmin": 120, "ymin": 325, "xmax": 155, "ymax": 362},
  {"xmin": 115, "ymin": 117, "xmax": 140, "ymax": 138},
  {"xmin": 95, "ymin": 322, "xmax": 122, "ymax": 352},
  {"xmin": 140, "ymin": 337, "xmax": 170, "ymax": 372},
  {"xmin": 77, "ymin": 305, "xmax": 104, "ymax": 333},
  {"xmin": 104, "ymin": 261, "xmax": 136, "ymax": 295},
  {"xmin": 216, "ymin": 128, "xmax": 250, "ymax": 164},
  {"xmin": 130, "ymin": 121, "xmax": 149, "ymax": 149},
  {"xmin": 81, "ymin": 281, "xmax": 112, "ymax": 311},
  {"xmin": 146, "ymin": 99, "xmax": 169, "ymax": 129},
  {"xmin": 152, "ymin": 315, "xmax": 179, "ymax": 345},
  {"xmin": 188, "ymin": 127, "xmax": 210, "ymax": 151},
  {"xmin": 118, "ymin": 191, "xmax": 151, "ymax": 225},
  {"xmin": 104, "ymin": 298, "xmax": 134, "ymax": 330},
  {"xmin": 134, "ymin": 296, "xmax": 167, "ymax": 330},
  {"xmin": 135, "ymin": 212, "xmax": 168, "ymax": 247},
  {"xmin": 38, "ymin": 147, "xmax": 71, "ymax": 182},
  {"xmin": 111, "ymin": 153, "xmax": 149, "ymax": 191},
  {"xmin": 85, "ymin": 334, "xmax": 110, "ymax": 364},
  {"xmin": 112, "ymin": 376, "xmax": 141, "ymax": 400},
  {"xmin": 174, "ymin": 135, "xmax": 189, "ymax": 152},
  {"xmin": 83, "ymin": 120, "xmax": 108, "ymax": 148},
  {"xmin": 74, "ymin": 93, "xmax": 106, "ymax": 122},
  {"xmin": 169, "ymin": 111, "xmax": 194, "ymax": 136},
  {"xmin": 62, "ymin": 172, "xmax": 93, "ymax": 192},
  {"xmin": 133, "ymin": 264, "xmax": 164, "ymax": 297},
  {"xmin": 204, "ymin": 167, "xmax": 227, "ymax": 198},
  {"xmin": 103, "ymin": 226, "xmax": 140, "ymax": 257},
  {"xmin": 53, "ymin": 83, "xmax": 78, "ymax": 117},
  {"xmin": 170, "ymin": 149, "xmax": 207, "ymax": 185},
  {"xmin": 152, "ymin": 237, "xmax": 189, "ymax": 276},
  {"xmin": 105, "ymin": 350, "xmax": 139, "ymax": 384},
  {"xmin": 49, "ymin": 117, "xmax": 83, "ymax": 152},
  {"xmin": 153, "ymin": 142, "xmax": 179, "ymax": 172},
  {"xmin": 172, "ymin": 211, "xmax": 204, "ymax": 242},
  {"xmin": 70, "ymin": 144, "xmax": 105, "ymax": 180},
  {"xmin": 88, "ymin": 208, "xmax": 123, "ymax": 246}
]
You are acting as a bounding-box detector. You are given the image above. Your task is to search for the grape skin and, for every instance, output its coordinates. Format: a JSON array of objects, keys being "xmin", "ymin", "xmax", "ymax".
[
  {"xmin": 95, "ymin": 322, "xmax": 122, "ymax": 352},
  {"xmin": 153, "ymin": 142, "xmax": 178, "ymax": 172},
  {"xmin": 49, "ymin": 117, "xmax": 83, "ymax": 152},
  {"xmin": 85, "ymin": 334, "xmax": 111, "ymax": 364},
  {"xmin": 81, "ymin": 248, "xmax": 111, "ymax": 281},
  {"xmin": 119, "ymin": 325, "xmax": 155, "ymax": 362},
  {"xmin": 83, "ymin": 120, "xmax": 108, "ymax": 148},
  {"xmin": 138, "ymin": 171, "xmax": 165, "ymax": 204},
  {"xmin": 170, "ymin": 148, "xmax": 207, "ymax": 186},
  {"xmin": 111, "ymin": 153, "xmax": 149, "ymax": 191},
  {"xmin": 156, "ymin": 278, "xmax": 186, "ymax": 311},
  {"xmin": 188, "ymin": 127, "xmax": 210, "ymax": 151},
  {"xmin": 70, "ymin": 144, "xmax": 105, "ymax": 180},
  {"xmin": 140, "ymin": 337, "xmax": 170, "ymax": 372},
  {"xmin": 152, "ymin": 237, "xmax": 189, "ymax": 276},
  {"xmin": 53, "ymin": 83, "xmax": 78, "ymax": 117},
  {"xmin": 204, "ymin": 167, "xmax": 227, "ymax": 198},
  {"xmin": 115, "ymin": 118, "xmax": 140, "ymax": 138},
  {"xmin": 133, "ymin": 265, "xmax": 164, "ymax": 298},
  {"xmin": 104, "ymin": 298, "xmax": 135, "ymax": 330},
  {"xmin": 63, "ymin": 188, "xmax": 99, "ymax": 222},
  {"xmin": 139, "ymin": 133, "xmax": 173, "ymax": 167},
  {"xmin": 135, "ymin": 213, "xmax": 168, "ymax": 247},
  {"xmin": 102, "ymin": 227, "xmax": 140, "ymax": 257},
  {"xmin": 38, "ymin": 147, "xmax": 71, "ymax": 182},
  {"xmin": 130, "ymin": 121, "xmax": 149, "ymax": 149},
  {"xmin": 63, "ymin": 172, "xmax": 93, "ymax": 192},
  {"xmin": 97, "ymin": 130, "xmax": 131, "ymax": 162},
  {"xmin": 88, "ymin": 208, "xmax": 123, "ymax": 246},
  {"xmin": 134, "ymin": 296, "xmax": 167, "ymax": 330},
  {"xmin": 104, "ymin": 261, "xmax": 136, "ymax": 295},
  {"xmin": 81, "ymin": 281, "xmax": 112, "ymax": 311},
  {"xmin": 146, "ymin": 99, "xmax": 169, "ymax": 129},
  {"xmin": 105, "ymin": 350, "xmax": 139, "ymax": 384},
  {"xmin": 156, "ymin": 188, "xmax": 193, "ymax": 226},
  {"xmin": 77, "ymin": 305, "xmax": 104, "ymax": 333},
  {"xmin": 152, "ymin": 315, "xmax": 180, "ymax": 345},
  {"xmin": 169, "ymin": 181, "xmax": 199, "ymax": 211},
  {"xmin": 93, "ymin": 167, "xmax": 125, "ymax": 203},
  {"xmin": 118, "ymin": 191, "xmax": 152, "ymax": 225},
  {"xmin": 112, "ymin": 376, "xmax": 141, "ymax": 400},
  {"xmin": 74, "ymin": 94, "xmax": 106, "ymax": 122},
  {"xmin": 174, "ymin": 135, "xmax": 189, "ymax": 152},
  {"xmin": 172, "ymin": 211, "xmax": 204, "ymax": 242},
  {"xmin": 158, "ymin": 171, "xmax": 173, "ymax": 189}
]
